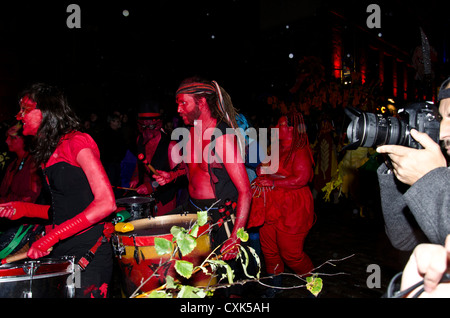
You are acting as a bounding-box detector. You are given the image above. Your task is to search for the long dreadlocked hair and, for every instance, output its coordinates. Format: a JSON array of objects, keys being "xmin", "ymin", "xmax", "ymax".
[
  {"xmin": 284, "ymin": 110, "xmax": 309, "ymax": 165},
  {"xmin": 176, "ymin": 77, "xmax": 239, "ymax": 129}
]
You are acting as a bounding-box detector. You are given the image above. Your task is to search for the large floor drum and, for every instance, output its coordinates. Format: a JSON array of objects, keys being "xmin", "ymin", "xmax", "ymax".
[{"xmin": 113, "ymin": 214, "xmax": 215, "ymax": 297}]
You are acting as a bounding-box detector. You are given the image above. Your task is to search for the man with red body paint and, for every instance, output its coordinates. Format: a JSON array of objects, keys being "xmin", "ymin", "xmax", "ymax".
[
  {"xmin": 0, "ymin": 83, "xmax": 116, "ymax": 298},
  {"xmin": 154, "ymin": 77, "xmax": 251, "ymax": 261}
]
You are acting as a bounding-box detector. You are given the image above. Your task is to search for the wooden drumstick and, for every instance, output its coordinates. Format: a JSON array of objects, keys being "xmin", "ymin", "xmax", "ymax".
[
  {"xmin": 218, "ymin": 206, "xmax": 231, "ymax": 238},
  {"xmin": 1, "ymin": 247, "xmax": 53, "ymax": 265},
  {"xmin": 1, "ymin": 251, "xmax": 28, "ymax": 264},
  {"xmin": 112, "ymin": 186, "xmax": 138, "ymax": 191},
  {"xmin": 138, "ymin": 154, "xmax": 160, "ymax": 176}
]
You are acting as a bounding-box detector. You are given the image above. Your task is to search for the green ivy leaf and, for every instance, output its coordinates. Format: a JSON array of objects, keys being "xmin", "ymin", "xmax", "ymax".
[
  {"xmin": 154, "ymin": 237, "xmax": 173, "ymax": 255},
  {"xmin": 165, "ymin": 275, "xmax": 176, "ymax": 289},
  {"xmin": 145, "ymin": 290, "xmax": 173, "ymax": 298},
  {"xmin": 171, "ymin": 226, "xmax": 187, "ymax": 241},
  {"xmin": 189, "ymin": 224, "xmax": 199, "ymax": 238},
  {"xmin": 177, "ymin": 285, "xmax": 207, "ymax": 298},
  {"xmin": 306, "ymin": 274, "xmax": 323, "ymax": 297},
  {"xmin": 237, "ymin": 227, "xmax": 249, "ymax": 242},
  {"xmin": 197, "ymin": 211, "xmax": 208, "ymax": 226},
  {"xmin": 175, "ymin": 260, "xmax": 194, "ymax": 279},
  {"xmin": 171, "ymin": 224, "xmax": 197, "ymax": 256},
  {"xmin": 177, "ymin": 233, "xmax": 197, "ymax": 256}
]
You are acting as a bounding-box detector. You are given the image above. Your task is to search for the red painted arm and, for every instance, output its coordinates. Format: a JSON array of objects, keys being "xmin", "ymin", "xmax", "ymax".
[
  {"xmin": 0, "ymin": 201, "xmax": 50, "ymax": 220},
  {"xmin": 214, "ymin": 134, "xmax": 251, "ymax": 260}
]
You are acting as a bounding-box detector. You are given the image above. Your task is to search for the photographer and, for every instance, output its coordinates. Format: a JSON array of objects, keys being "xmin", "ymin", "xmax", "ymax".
[{"xmin": 376, "ymin": 77, "xmax": 450, "ymax": 251}]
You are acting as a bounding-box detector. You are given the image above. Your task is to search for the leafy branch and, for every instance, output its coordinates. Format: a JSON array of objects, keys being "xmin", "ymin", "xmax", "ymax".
[{"xmin": 131, "ymin": 211, "xmax": 352, "ymax": 298}]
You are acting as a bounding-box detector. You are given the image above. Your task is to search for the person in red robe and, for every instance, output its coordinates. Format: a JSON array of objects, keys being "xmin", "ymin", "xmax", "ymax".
[{"xmin": 248, "ymin": 111, "xmax": 315, "ymax": 295}]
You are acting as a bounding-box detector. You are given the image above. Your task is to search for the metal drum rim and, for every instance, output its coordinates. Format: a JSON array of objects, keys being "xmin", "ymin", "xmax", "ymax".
[
  {"xmin": 0, "ymin": 256, "xmax": 75, "ymax": 269},
  {"xmin": 0, "ymin": 271, "xmax": 73, "ymax": 282},
  {"xmin": 115, "ymin": 214, "xmax": 209, "ymax": 247},
  {"xmin": 116, "ymin": 196, "xmax": 155, "ymax": 205}
]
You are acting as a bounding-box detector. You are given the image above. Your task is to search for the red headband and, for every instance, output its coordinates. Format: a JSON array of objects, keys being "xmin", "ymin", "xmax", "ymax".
[{"xmin": 138, "ymin": 113, "xmax": 162, "ymax": 119}]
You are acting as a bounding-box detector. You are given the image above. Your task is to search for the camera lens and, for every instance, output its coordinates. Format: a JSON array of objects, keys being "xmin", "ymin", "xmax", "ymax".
[
  {"xmin": 343, "ymin": 103, "xmax": 440, "ymax": 151},
  {"xmin": 344, "ymin": 107, "xmax": 406, "ymax": 150}
]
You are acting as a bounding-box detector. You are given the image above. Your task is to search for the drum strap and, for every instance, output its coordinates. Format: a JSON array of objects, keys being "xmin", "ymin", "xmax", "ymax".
[
  {"xmin": 78, "ymin": 223, "xmax": 114, "ymax": 270},
  {"xmin": 0, "ymin": 225, "xmax": 33, "ymax": 259}
]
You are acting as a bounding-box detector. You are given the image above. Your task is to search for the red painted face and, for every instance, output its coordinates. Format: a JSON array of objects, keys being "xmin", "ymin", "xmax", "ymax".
[
  {"xmin": 5, "ymin": 134, "xmax": 24, "ymax": 154},
  {"xmin": 137, "ymin": 118, "xmax": 162, "ymax": 134},
  {"xmin": 16, "ymin": 95, "xmax": 42, "ymax": 136},
  {"xmin": 22, "ymin": 109, "xmax": 42, "ymax": 136},
  {"xmin": 276, "ymin": 116, "xmax": 293, "ymax": 141},
  {"xmin": 176, "ymin": 94, "xmax": 201, "ymax": 125}
]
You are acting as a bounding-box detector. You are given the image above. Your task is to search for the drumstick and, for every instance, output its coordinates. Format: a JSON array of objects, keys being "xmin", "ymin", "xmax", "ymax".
[
  {"xmin": 1, "ymin": 251, "xmax": 28, "ymax": 264},
  {"xmin": 218, "ymin": 206, "xmax": 231, "ymax": 238},
  {"xmin": 1, "ymin": 247, "xmax": 53, "ymax": 265},
  {"xmin": 112, "ymin": 186, "xmax": 138, "ymax": 191},
  {"xmin": 223, "ymin": 221, "xmax": 231, "ymax": 237},
  {"xmin": 138, "ymin": 154, "xmax": 160, "ymax": 176}
]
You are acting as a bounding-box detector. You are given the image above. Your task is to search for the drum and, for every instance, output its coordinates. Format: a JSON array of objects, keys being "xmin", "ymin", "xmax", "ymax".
[
  {"xmin": 0, "ymin": 256, "xmax": 75, "ymax": 298},
  {"xmin": 113, "ymin": 214, "xmax": 215, "ymax": 297},
  {"xmin": 115, "ymin": 196, "xmax": 155, "ymax": 220}
]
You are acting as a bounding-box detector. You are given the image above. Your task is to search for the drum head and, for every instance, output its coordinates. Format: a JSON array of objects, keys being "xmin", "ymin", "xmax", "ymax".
[
  {"xmin": 116, "ymin": 196, "xmax": 154, "ymax": 206},
  {"xmin": 115, "ymin": 196, "xmax": 155, "ymax": 220}
]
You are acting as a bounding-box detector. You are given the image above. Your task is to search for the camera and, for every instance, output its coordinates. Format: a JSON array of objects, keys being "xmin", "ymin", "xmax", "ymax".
[{"xmin": 343, "ymin": 102, "xmax": 440, "ymax": 151}]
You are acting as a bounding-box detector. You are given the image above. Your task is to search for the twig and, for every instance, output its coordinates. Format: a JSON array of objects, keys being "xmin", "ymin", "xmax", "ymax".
[
  {"xmin": 310, "ymin": 254, "xmax": 355, "ymax": 272},
  {"xmin": 129, "ymin": 204, "xmax": 354, "ymax": 298},
  {"xmin": 203, "ymin": 254, "xmax": 355, "ymax": 292}
]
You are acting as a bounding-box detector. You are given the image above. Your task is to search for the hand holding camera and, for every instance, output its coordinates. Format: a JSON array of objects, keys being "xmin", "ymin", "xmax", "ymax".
[
  {"xmin": 344, "ymin": 102, "xmax": 445, "ymax": 185},
  {"xmin": 376, "ymin": 129, "xmax": 447, "ymax": 185}
]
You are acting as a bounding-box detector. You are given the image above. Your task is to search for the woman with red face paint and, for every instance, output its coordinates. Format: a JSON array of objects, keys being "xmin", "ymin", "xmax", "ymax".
[
  {"xmin": 0, "ymin": 83, "xmax": 116, "ymax": 298},
  {"xmin": 0, "ymin": 122, "xmax": 41, "ymax": 204},
  {"xmin": 248, "ymin": 111, "xmax": 315, "ymax": 297}
]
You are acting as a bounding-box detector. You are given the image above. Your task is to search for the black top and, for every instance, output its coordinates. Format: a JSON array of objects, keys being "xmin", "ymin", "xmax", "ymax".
[
  {"xmin": 208, "ymin": 121, "xmax": 239, "ymax": 203},
  {"xmin": 137, "ymin": 131, "xmax": 178, "ymax": 205},
  {"xmin": 45, "ymin": 162, "xmax": 104, "ymax": 259}
]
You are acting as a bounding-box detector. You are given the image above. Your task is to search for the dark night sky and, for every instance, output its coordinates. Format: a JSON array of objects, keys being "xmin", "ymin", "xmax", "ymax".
[
  {"xmin": 1, "ymin": 0, "xmax": 450, "ymax": 118},
  {"xmin": 1, "ymin": 1, "xmax": 263, "ymax": 117}
]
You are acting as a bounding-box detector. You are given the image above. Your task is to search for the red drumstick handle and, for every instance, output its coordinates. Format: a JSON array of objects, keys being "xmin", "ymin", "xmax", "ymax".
[{"xmin": 1, "ymin": 251, "xmax": 28, "ymax": 264}]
